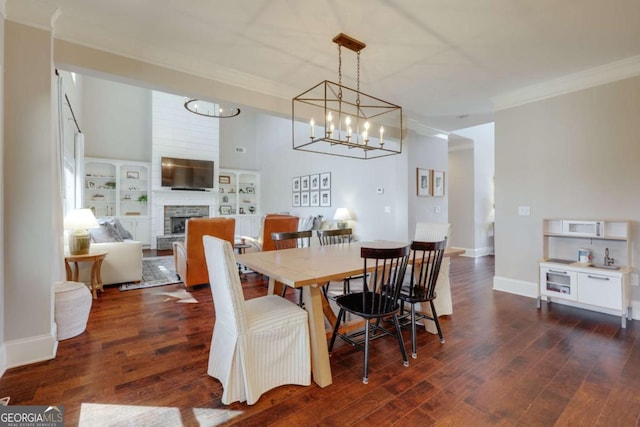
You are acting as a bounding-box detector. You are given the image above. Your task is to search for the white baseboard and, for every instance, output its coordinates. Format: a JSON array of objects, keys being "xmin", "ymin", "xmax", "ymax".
[
  {"xmin": 453, "ymin": 246, "xmax": 494, "ymax": 258},
  {"xmin": 4, "ymin": 333, "xmax": 57, "ymax": 370},
  {"xmin": 494, "ymin": 275, "xmax": 639, "ymax": 323},
  {"xmin": 0, "ymin": 343, "xmax": 6, "ymax": 377},
  {"xmin": 493, "ymin": 276, "xmax": 538, "ymax": 298}
]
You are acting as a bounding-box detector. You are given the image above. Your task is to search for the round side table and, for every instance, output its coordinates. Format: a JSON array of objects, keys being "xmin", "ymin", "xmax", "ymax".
[{"xmin": 64, "ymin": 252, "xmax": 108, "ymax": 299}]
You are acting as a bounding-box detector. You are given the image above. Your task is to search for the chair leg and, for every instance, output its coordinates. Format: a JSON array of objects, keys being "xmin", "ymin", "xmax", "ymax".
[
  {"xmin": 430, "ymin": 300, "xmax": 445, "ymax": 343},
  {"xmin": 363, "ymin": 320, "xmax": 370, "ymax": 384},
  {"xmin": 410, "ymin": 303, "xmax": 418, "ymax": 358},
  {"xmin": 328, "ymin": 308, "xmax": 345, "ymax": 353},
  {"xmin": 392, "ymin": 314, "xmax": 409, "ymax": 367}
]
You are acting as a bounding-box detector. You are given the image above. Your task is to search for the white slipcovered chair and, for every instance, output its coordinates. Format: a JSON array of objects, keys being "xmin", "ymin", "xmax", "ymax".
[{"xmin": 203, "ymin": 235, "xmax": 311, "ymax": 405}]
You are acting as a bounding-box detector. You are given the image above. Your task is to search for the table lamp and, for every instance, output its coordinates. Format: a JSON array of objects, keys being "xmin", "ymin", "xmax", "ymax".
[
  {"xmin": 333, "ymin": 208, "xmax": 351, "ymax": 229},
  {"xmin": 64, "ymin": 208, "xmax": 100, "ymax": 255}
]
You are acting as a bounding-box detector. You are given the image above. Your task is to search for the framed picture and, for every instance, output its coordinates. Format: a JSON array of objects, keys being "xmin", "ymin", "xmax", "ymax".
[
  {"xmin": 432, "ymin": 170, "xmax": 445, "ymax": 197},
  {"xmin": 301, "ymin": 175, "xmax": 310, "ymax": 191},
  {"xmin": 320, "ymin": 190, "xmax": 331, "ymax": 207},
  {"xmin": 320, "ymin": 172, "xmax": 331, "ymax": 189},
  {"xmin": 219, "ymin": 205, "xmax": 232, "ymax": 215},
  {"xmin": 416, "ymin": 168, "xmax": 431, "ymax": 197},
  {"xmin": 301, "ymin": 191, "xmax": 310, "ymax": 207},
  {"xmin": 219, "ymin": 175, "xmax": 231, "ymax": 184},
  {"xmin": 310, "ymin": 191, "xmax": 320, "ymax": 207},
  {"xmin": 245, "ymin": 186, "xmax": 255, "ymax": 194},
  {"xmin": 310, "ymin": 174, "xmax": 320, "ymax": 191},
  {"xmin": 126, "ymin": 171, "xmax": 139, "ymax": 179},
  {"xmin": 87, "ymin": 180, "xmax": 96, "ymax": 189},
  {"xmin": 292, "ymin": 177, "xmax": 300, "ymax": 192},
  {"xmin": 293, "ymin": 192, "xmax": 301, "ymax": 207}
]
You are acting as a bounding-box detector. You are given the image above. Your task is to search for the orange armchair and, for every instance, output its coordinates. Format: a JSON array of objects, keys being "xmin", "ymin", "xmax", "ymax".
[
  {"xmin": 242, "ymin": 214, "xmax": 299, "ymax": 252},
  {"xmin": 173, "ymin": 217, "xmax": 236, "ymax": 289}
]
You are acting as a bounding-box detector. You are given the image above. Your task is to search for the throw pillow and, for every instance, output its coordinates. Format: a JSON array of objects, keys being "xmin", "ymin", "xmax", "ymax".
[
  {"xmin": 90, "ymin": 221, "xmax": 124, "ymax": 243},
  {"xmin": 106, "ymin": 217, "xmax": 134, "ymax": 240}
]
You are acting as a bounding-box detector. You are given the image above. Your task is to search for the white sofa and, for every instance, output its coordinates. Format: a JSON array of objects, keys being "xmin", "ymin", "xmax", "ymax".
[
  {"xmin": 92, "ymin": 241, "xmax": 143, "ymax": 285},
  {"xmin": 67, "ymin": 216, "xmax": 144, "ymax": 286},
  {"xmin": 73, "ymin": 240, "xmax": 143, "ymax": 286}
]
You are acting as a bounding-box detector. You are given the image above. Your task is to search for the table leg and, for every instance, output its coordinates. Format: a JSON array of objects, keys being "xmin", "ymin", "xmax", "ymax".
[
  {"xmin": 65, "ymin": 261, "xmax": 72, "ymax": 281},
  {"xmin": 303, "ymin": 284, "xmax": 332, "ymax": 388},
  {"xmin": 72, "ymin": 262, "xmax": 80, "ymax": 282},
  {"xmin": 90, "ymin": 260, "xmax": 99, "ymax": 299}
]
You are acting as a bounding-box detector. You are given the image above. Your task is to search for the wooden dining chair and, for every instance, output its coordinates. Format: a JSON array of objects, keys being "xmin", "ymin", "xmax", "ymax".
[
  {"xmin": 271, "ymin": 230, "xmax": 312, "ymax": 306},
  {"xmin": 398, "ymin": 239, "xmax": 447, "ymax": 358},
  {"xmin": 328, "ymin": 244, "xmax": 411, "ymax": 384}
]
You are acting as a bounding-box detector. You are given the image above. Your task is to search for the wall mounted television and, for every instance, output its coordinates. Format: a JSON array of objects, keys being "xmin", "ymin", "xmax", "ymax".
[{"xmin": 161, "ymin": 156, "xmax": 214, "ymax": 190}]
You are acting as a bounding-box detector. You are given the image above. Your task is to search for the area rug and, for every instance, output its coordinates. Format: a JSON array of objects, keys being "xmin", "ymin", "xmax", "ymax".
[{"xmin": 119, "ymin": 256, "xmax": 182, "ymax": 291}]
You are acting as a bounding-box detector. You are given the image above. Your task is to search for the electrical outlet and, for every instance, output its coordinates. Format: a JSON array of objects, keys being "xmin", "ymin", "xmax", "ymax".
[
  {"xmin": 435, "ymin": 205, "xmax": 441, "ymax": 213},
  {"xmin": 518, "ymin": 206, "xmax": 530, "ymax": 216},
  {"xmin": 384, "ymin": 206, "xmax": 391, "ymax": 213}
]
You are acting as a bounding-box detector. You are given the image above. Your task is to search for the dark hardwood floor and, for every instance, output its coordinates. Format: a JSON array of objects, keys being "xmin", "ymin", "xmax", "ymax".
[{"xmin": 2, "ymin": 255, "xmax": 640, "ymax": 426}]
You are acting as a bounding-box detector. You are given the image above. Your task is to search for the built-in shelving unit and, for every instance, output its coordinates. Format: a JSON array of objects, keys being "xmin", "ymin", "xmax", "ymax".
[
  {"xmin": 218, "ymin": 169, "xmax": 261, "ymax": 238},
  {"xmin": 538, "ymin": 218, "xmax": 632, "ymax": 327},
  {"xmin": 84, "ymin": 157, "xmax": 151, "ymax": 246}
]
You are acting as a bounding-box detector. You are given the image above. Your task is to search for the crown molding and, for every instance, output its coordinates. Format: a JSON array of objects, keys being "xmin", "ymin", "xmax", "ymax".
[
  {"xmin": 407, "ymin": 118, "xmax": 449, "ymax": 139},
  {"xmin": 492, "ymin": 54, "xmax": 640, "ymax": 111}
]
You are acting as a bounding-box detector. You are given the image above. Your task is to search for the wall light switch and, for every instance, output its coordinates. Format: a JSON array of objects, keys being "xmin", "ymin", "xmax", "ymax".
[
  {"xmin": 376, "ymin": 187, "xmax": 384, "ymax": 194},
  {"xmin": 435, "ymin": 205, "xmax": 441, "ymax": 213},
  {"xmin": 518, "ymin": 206, "xmax": 531, "ymax": 216},
  {"xmin": 384, "ymin": 206, "xmax": 391, "ymax": 213}
]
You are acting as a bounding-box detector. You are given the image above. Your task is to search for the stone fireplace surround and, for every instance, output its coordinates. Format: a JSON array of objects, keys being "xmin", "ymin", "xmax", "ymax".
[
  {"xmin": 163, "ymin": 205, "xmax": 210, "ymax": 235},
  {"xmin": 155, "ymin": 205, "xmax": 210, "ymax": 250}
]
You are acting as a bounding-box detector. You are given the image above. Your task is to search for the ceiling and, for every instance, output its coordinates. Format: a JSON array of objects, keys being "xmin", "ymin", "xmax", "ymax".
[{"xmin": 5, "ymin": 0, "xmax": 640, "ymax": 132}]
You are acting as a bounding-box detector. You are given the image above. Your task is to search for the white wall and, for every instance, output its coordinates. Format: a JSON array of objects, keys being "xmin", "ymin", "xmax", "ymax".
[
  {"xmin": 3, "ymin": 21, "xmax": 63, "ymax": 368},
  {"xmin": 494, "ymin": 75, "xmax": 640, "ymax": 312},
  {"xmin": 449, "ymin": 123, "xmax": 495, "ymax": 256},
  {"xmin": 0, "ymin": 7, "xmax": 6, "ymax": 375},
  {"xmin": 406, "ymin": 132, "xmax": 449, "ymax": 239},
  {"xmin": 219, "ymin": 108, "xmax": 259, "ymax": 170},
  {"xmin": 82, "ymin": 75, "xmax": 151, "ymax": 162},
  {"xmin": 448, "ymin": 140, "xmax": 475, "ymax": 250}
]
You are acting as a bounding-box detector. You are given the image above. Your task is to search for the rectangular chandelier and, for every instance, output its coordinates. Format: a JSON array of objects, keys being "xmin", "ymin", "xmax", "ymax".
[{"xmin": 292, "ymin": 34, "xmax": 403, "ymax": 160}]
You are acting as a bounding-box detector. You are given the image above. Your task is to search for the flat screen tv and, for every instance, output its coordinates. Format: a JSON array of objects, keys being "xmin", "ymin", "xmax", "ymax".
[{"xmin": 161, "ymin": 157, "xmax": 214, "ymax": 190}]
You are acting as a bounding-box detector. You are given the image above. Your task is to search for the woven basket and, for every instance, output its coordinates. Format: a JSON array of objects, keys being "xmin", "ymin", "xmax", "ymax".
[{"xmin": 55, "ymin": 281, "xmax": 92, "ymax": 340}]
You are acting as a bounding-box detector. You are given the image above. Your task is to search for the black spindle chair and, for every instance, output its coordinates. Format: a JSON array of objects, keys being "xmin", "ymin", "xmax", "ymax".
[
  {"xmin": 328, "ymin": 244, "xmax": 411, "ymax": 384},
  {"xmin": 398, "ymin": 239, "xmax": 447, "ymax": 358}
]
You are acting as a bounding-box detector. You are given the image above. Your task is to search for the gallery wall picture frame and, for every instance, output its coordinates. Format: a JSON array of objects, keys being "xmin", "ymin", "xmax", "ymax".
[
  {"xmin": 292, "ymin": 176, "xmax": 300, "ymax": 192},
  {"xmin": 432, "ymin": 170, "xmax": 445, "ymax": 197},
  {"xmin": 301, "ymin": 175, "xmax": 310, "ymax": 191},
  {"xmin": 310, "ymin": 191, "xmax": 320, "ymax": 206},
  {"xmin": 416, "ymin": 168, "xmax": 431, "ymax": 197},
  {"xmin": 293, "ymin": 192, "xmax": 301, "ymax": 207},
  {"xmin": 126, "ymin": 171, "xmax": 139, "ymax": 179},
  {"xmin": 301, "ymin": 191, "xmax": 310, "ymax": 207},
  {"xmin": 219, "ymin": 175, "xmax": 231, "ymax": 184},
  {"xmin": 320, "ymin": 172, "xmax": 331, "ymax": 189},
  {"xmin": 320, "ymin": 190, "xmax": 331, "ymax": 207},
  {"xmin": 310, "ymin": 174, "xmax": 320, "ymax": 191},
  {"xmin": 219, "ymin": 205, "xmax": 232, "ymax": 215}
]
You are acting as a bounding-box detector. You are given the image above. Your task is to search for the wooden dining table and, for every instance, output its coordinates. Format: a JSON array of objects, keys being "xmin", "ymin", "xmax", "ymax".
[{"xmin": 236, "ymin": 241, "xmax": 463, "ymax": 388}]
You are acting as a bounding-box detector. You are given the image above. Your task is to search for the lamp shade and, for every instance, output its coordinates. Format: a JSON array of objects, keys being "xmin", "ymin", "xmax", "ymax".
[
  {"xmin": 333, "ymin": 208, "xmax": 351, "ymax": 221},
  {"xmin": 64, "ymin": 208, "xmax": 99, "ymax": 230}
]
